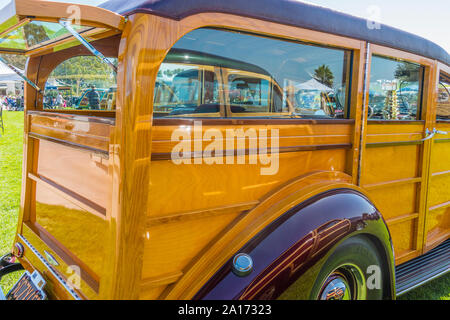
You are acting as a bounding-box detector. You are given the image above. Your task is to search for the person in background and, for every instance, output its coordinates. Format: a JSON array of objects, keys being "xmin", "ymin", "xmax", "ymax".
[
  {"xmin": 16, "ymin": 96, "xmax": 21, "ymax": 109},
  {"xmin": 56, "ymin": 92, "xmax": 63, "ymax": 108},
  {"xmin": 86, "ymin": 84, "xmax": 100, "ymax": 110}
]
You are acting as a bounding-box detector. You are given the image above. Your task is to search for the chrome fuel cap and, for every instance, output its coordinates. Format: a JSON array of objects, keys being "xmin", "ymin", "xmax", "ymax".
[{"xmin": 232, "ymin": 253, "xmax": 253, "ymax": 277}]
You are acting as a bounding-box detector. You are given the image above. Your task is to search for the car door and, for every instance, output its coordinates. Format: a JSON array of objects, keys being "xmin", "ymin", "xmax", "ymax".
[
  {"xmin": 361, "ymin": 51, "xmax": 434, "ymax": 265},
  {"xmin": 423, "ymin": 68, "xmax": 450, "ymax": 252}
]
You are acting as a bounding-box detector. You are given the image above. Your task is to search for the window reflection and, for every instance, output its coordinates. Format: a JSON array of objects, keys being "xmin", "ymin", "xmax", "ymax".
[
  {"xmin": 44, "ymin": 56, "xmax": 117, "ymax": 111},
  {"xmin": 155, "ymin": 63, "xmax": 220, "ymax": 116},
  {"xmin": 154, "ymin": 28, "xmax": 351, "ymax": 119},
  {"xmin": 368, "ymin": 56, "xmax": 423, "ymax": 120},
  {"xmin": 437, "ymin": 74, "xmax": 450, "ymax": 120}
]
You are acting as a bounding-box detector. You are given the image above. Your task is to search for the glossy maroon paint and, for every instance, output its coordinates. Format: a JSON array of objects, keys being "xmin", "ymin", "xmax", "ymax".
[{"xmin": 194, "ymin": 189, "xmax": 395, "ymax": 300}]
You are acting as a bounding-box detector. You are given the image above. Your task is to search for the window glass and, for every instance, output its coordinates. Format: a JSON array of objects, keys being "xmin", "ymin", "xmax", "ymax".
[
  {"xmin": 0, "ymin": 21, "xmax": 96, "ymax": 51},
  {"xmin": 154, "ymin": 28, "xmax": 351, "ymax": 119},
  {"xmin": 368, "ymin": 56, "xmax": 423, "ymax": 120},
  {"xmin": 155, "ymin": 63, "xmax": 220, "ymax": 116},
  {"xmin": 437, "ymin": 73, "xmax": 450, "ymax": 120},
  {"xmin": 228, "ymin": 74, "xmax": 270, "ymax": 114},
  {"xmin": 44, "ymin": 56, "xmax": 117, "ymax": 111}
]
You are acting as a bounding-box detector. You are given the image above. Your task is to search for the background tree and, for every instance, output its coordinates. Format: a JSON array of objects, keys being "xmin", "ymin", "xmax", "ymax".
[
  {"xmin": 313, "ymin": 64, "xmax": 334, "ymax": 88},
  {"xmin": 395, "ymin": 62, "xmax": 420, "ymax": 82},
  {"xmin": 50, "ymin": 56, "xmax": 117, "ymax": 96},
  {"xmin": 0, "ymin": 54, "xmax": 27, "ymax": 70}
]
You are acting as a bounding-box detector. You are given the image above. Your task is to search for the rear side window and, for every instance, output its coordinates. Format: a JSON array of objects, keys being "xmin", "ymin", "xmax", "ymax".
[
  {"xmin": 437, "ymin": 73, "xmax": 450, "ymax": 120},
  {"xmin": 368, "ymin": 56, "xmax": 423, "ymax": 120},
  {"xmin": 44, "ymin": 56, "xmax": 117, "ymax": 111},
  {"xmin": 154, "ymin": 28, "xmax": 352, "ymax": 119}
]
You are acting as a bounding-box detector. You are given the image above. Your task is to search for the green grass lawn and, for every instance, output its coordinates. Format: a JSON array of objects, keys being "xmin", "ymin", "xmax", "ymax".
[
  {"xmin": 0, "ymin": 110, "xmax": 448, "ymax": 299},
  {"xmin": 0, "ymin": 111, "xmax": 22, "ymax": 254},
  {"xmin": 0, "ymin": 111, "xmax": 25, "ymax": 293}
]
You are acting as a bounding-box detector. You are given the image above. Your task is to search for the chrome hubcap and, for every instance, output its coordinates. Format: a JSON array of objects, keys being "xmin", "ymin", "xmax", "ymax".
[
  {"xmin": 319, "ymin": 264, "xmax": 366, "ymax": 300},
  {"xmin": 319, "ymin": 275, "xmax": 351, "ymax": 300}
]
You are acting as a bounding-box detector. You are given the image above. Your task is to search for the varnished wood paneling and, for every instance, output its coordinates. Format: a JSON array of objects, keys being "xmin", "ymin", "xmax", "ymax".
[
  {"xmin": 34, "ymin": 182, "xmax": 107, "ymax": 278},
  {"xmin": 11, "ymin": 6, "xmax": 448, "ymax": 300},
  {"xmin": 35, "ymin": 139, "xmax": 110, "ymax": 211},
  {"xmin": 29, "ymin": 112, "xmax": 112, "ymax": 153},
  {"xmin": 21, "ymin": 223, "xmax": 98, "ymax": 300},
  {"xmin": 12, "ymin": 0, "xmax": 125, "ymax": 30},
  {"xmin": 368, "ymin": 183, "xmax": 418, "ymax": 220}
]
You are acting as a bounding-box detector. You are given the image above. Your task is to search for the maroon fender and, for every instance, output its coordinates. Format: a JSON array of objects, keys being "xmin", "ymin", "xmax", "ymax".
[{"xmin": 194, "ymin": 189, "xmax": 395, "ymax": 300}]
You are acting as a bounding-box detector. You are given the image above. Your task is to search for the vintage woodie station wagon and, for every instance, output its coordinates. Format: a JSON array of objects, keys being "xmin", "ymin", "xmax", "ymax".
[{"xmin": 0, "ymin": 0, "xmax": 449, "ymax": 300}]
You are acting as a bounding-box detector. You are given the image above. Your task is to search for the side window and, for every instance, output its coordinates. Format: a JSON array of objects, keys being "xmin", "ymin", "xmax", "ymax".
[
  {"xmin": 227, "ymin": 73, "xmax": 270, "ymax": 114},
  {"xmin": 44, "ymin": 56, "xmax": 117, "ymax": 111},
  {"xmin": 153, "ymin": 28, "xmax": 351, "ymax": 119},
  {"xmin": 155, "ymin": 63, "xmax": 220, "ymax": 116},
  {"xmin": 437, "ymin": 73, "xmax": 450, "ymax": 120},
  {"xmin": 368, "ymin": 55, "xmax": 423, "ymax": 120}
]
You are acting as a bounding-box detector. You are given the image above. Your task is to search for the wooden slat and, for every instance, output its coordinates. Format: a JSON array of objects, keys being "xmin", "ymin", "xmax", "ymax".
[
  {"xmin": 363, "ymin": 177, "xmax": 422, "ymax": 190},
  {"xmin": 28, "ymin": 111, "xmax": 112, "ymax": 155},
  {"xmin": 29, "ymin": 173, "xmax": 107, "ymax": 220},
  {"xmin": 151, "ymin": 144, "xmax": 352, "ymax": 161},
  {"xmin": 366, "ymin": 140, "xmax": 424, "ymax": 148},
  {"xmin": 432, "ymin": 170, "xmax": 450, "ymax": 177},
  {"xmin": 29, "ymin": 133, "xmax": 109, "ymax": 158},
  {"xmin": 147, "ymin": 201, "xmax": 258, "ymax": 227},
  {"xmin": 13, "ymin": 0, "xmax": 125, "ymax": 30},
  {"xmin": 429, "ymin": 201, "xmax": 450, "ymax": 212},
  {"xmin": 386, "ymin": 213, "xmax": 419, "ymax": 226},
  {"xmin": 395, "ymin": 250, "xmax": 420, "ymax": 265},
  {"xmin": 141, "ymin": 271, "xmax": 184, "ymax": 291}
]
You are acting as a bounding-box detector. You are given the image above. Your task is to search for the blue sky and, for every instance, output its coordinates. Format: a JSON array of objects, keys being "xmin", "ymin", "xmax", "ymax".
[{"xmin": 0, "ymin": 0, "xmax": 448, "ymax": 52}]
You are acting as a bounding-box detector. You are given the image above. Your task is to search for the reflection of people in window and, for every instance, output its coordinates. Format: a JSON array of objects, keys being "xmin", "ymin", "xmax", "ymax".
[
  {"xmin": 86, "ymin": 85, "xmax": 100, "ymax": 110},
  {"xmin": 232, "ymin": 82, "xmax": 254, "ymax": 104},
  {"xmin": 56, "ymin": 93, "xmax": 63, "ymax": 107}
]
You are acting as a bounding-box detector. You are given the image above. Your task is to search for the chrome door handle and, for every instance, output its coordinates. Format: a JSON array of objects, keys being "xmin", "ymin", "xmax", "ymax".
[
  {"xmin": 422, "ymin": 128, "xmax": 436, "ymax": 141},
  {"xmin": 434, "ymin": 129, "xmax": 448, "ymax": 135},
  {"xmin": 422, "ymin": 128, "xmax": 448, "ymax": 142}
]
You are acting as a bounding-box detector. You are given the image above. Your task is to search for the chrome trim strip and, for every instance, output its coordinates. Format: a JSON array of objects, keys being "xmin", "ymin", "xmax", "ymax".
[
  {"xmin": 357, "ymin": 42, "xmax": 370, "ymax": 186},
  {"xmin": 18, "ymin": 234, "xmax": 82, "ymax": 300},
  {"xmin": 0, "ymin": 56, "xmax": 42, "ymax": 93},
  {"xmin": 396, "ymin": 268, "xmax": 450, "ymax": 296},
  {"xmin": 59, "ymin": 19, "xmax": 117, "ymax": 73}
]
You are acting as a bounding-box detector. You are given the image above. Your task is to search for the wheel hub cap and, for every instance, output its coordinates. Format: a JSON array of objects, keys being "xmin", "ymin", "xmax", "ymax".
[{"xmin": 319, "ymin": 275, "xmax": 351, "ymax": 300}]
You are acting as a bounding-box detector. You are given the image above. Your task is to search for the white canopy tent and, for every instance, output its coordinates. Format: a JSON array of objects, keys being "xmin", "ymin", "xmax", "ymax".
[{"xmin": 295, "ymin": 78, "xmax": 332, "ymax": 91}]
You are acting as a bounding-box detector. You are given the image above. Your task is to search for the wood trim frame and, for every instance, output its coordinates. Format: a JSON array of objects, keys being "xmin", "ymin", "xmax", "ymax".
[
  {"xmin": 366, "ymin": 44, "xmax": 441, "ymax": 256},
  {"xmin": 25, "ymin": 222, "xmax": 100, "ymax": 294},
  {"xmin": 2, "ymin": 0, "xmax": 125, "ymax": 31},
  {"xmin": 435, "ymin": 65, "xmax": 450, "ymax": 124},
  {"xmin": 29, "ymin": 133, "xmax": 109, "ymax": 158},
  {"xmin": 0, "ymin": 0, "xmax": 125, "ymax": 56},
  {"xmin": 98, "ymin": 12, "xmax": 367, "ymax": 299},
  {"xmin": 153, "ymin": 118, "xmax": 354, "ymax": 126},
  {"xmin": 28, "ymin": 173, "xmax": 107, "ymax": 219},
  {"xmin": 151, "ymin": 143, "xmax": 352, "ymax": 161},
  {"xmin": 422, "ymin": 62, "xmax": 450, "ymax": 252},
  {"xmin": 369, "ymin": 44, "xmax": 436, "ymax": 67},
  {"xmin": 28, "ymin": 110, "xmax": 115, "ymax": 125},
  {"xmin": 146, "ymin": 201, "xmax": 258, "ymax": 227}
]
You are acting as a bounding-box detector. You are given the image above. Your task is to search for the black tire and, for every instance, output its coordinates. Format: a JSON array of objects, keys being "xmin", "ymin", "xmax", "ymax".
[{"xmin": 310, "ymin": 236, "xmax": 385, "ymax": 300}]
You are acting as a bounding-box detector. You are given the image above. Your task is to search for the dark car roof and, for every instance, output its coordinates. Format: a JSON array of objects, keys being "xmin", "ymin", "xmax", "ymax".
[
  {"xmin": 100, "ymin": 0, "xmax": 449, "ymax": 66},
  {"xmin": 164, "ymin": 48, "xmax": 271, "ymax": 76}
]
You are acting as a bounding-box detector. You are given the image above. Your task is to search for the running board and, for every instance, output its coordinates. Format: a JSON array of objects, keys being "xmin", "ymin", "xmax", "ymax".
[{"xmin": 395, "ymin": 239, "xmax": 450, "ymax": 296}]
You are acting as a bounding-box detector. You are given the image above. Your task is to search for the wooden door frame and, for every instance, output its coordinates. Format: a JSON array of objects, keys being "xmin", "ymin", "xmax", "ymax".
[
  {"xmin": 423, "ymin": 63, "xmax": 450, "ymax": 252},
  {"xmin": 362, "ymin": 44, "xmax": 438, "ymax": 263}
]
